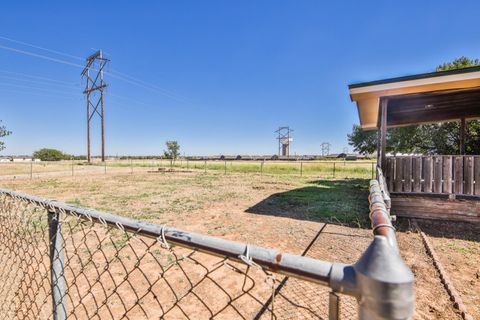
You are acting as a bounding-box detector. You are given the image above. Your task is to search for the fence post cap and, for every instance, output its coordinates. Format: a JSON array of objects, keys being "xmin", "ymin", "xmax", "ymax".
[{"xmin": 354, "ymin": 235, "xmax": 415, "ymax": 319}]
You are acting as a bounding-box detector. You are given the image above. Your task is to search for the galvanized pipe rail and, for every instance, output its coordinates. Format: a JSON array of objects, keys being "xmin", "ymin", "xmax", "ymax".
[
  {"xmin": 0, "ymin": 189, "xmax": 342, "ymax": 288},
  {"xmin": 0, "ymin": 186, "xmax": 415, "ymax": 319}
]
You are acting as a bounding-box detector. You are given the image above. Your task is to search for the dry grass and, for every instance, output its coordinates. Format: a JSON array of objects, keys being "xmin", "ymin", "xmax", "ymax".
[{"xmin": 0, "ymin": 170, "xmax": 468, "ymax": 318}]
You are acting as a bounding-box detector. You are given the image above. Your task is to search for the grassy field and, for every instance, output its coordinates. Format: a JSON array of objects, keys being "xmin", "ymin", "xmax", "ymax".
[
  {"xmin": 0, "ymin": 159, "xmax": 376, "ymax": 180},
  {"xmin": 109, "ymin": 159, "xmax": 376, "ymax": 179}
]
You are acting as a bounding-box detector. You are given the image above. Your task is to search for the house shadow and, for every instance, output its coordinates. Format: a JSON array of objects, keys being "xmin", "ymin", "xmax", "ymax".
[{"xmin": 246, "ymin": 179, "xmax": 371, "ymax": 228}]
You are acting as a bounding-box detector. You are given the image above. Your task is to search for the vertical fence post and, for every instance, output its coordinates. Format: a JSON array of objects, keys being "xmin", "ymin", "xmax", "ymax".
[
  {"xmin": 224, "ymin": 160, "xmax": 227, "ymax": 174},
  {"xmin": 333, "ymin": 162, "xmax": 336, "ymax": 178},
  {"xmin": 71, "ymin": 158, "xmax": 74, "ymax": 177},
  {"xmin": 204, "ymin": 160, "xmax": 207, "ymax": 173},
  {"xmin": 30, "ymin": 161, "xmax": 33, "ymax": 179},
  {"xmin": 328, "ymin": 291, "xmax": 340, "ymax": 320},
  {"xmin": 300, "ymin": 161, "xmax": 303, "ymax": 177},
  {"xmin": 48, "ymin": 209, "xmax": 67, "ymax": 320},
  {"xmin": 261, "ymin": 160, "xmax": 264, "ymax": 175},
  {"xmin": 371, "ymin": 161, "xmax": 374, "ymax": 179}
]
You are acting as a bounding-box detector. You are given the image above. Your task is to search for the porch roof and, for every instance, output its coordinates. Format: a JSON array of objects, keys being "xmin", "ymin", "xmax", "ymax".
[{"xmin": 349, "ymin": 66, "xmax": 480, "ymax": 129}]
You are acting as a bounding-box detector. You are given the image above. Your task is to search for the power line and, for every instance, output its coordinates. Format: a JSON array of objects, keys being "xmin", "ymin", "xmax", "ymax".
[
  {"xmin": 0, "ymin": 74, "xmax": 79, "ymax": 90},
  {"xmin": 0, "ymin": 84, "xmax": 82, "ymax": 100},
  {"xmin": 0, "ymin": 81, "xmax": 81, "ymax": 95},
  {"xmin": 0, "ymin": 35, "xmax": 84, "ymax": 61},
  {"xmin": 108, "ymin": 93, "xmax": 164, "ymax": 109},
  {"xmin": 108, "ymin": 69, "xmax": 188, "ymax": 102},
  {"xmin": 0, "ymin": 44, "xmax": 84, "ymax": 68},
  {"xmin": 0, "ymin": 36, "xmax": 190, "ymax": 102},
  {"xmin": 0, "ymin": 69, "xmax": 78, "ymax": 86},
  {"xmin": 0, "ymin": 89, "xmax": 81, "ymax": 100}
]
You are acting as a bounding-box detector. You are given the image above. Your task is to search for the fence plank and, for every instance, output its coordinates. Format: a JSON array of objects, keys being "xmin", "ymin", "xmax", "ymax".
[
  {"xmin": 423, "ymin": 157, "xmax": 433, "ymax": 192},
  {"xmin": 433, "ymin": 156, "xmax": 443, "ymax": 193},
  {"xmin": 403, "ymin": 157, "xmax": 412, "ymax": 192},
  {"xmin": 412, "ymin": 157, "xmax": 422, "ymax": 192},
  {"xmin": 394, "ymin": 157, "xmax": 403, "ymax": 192},
  {"xmin": 475, "ymin": 157, "xmax": 480, "ymax": 196},
  {"xmin": 454, "ymin": 156, "xmax": 464, "ymax": 194},
  {"xmin": 387, "ymin": 157, "xmax": 394, "ymax": 191},
  {"xmin": 464, "ymin": 156, "xmax": 474, "ymax": 195},
  {"xmin": 442, "ymin": 156, "xmax": 452, "ymax": 194}
]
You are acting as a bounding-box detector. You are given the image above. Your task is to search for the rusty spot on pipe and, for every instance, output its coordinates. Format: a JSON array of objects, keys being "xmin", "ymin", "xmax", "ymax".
[{"xmin": 275, "ymin": 253, "xmax": 282, "ymax": 264}]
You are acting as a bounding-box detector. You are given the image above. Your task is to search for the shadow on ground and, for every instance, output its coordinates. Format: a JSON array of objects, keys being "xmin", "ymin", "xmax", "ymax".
[
  {"xmin": 407, "ymin": 219, "xmax": 480, "ymax": 242},
  {"xmin": 246, "ymin": 179, "xmax": 371, "ymax": 228}
]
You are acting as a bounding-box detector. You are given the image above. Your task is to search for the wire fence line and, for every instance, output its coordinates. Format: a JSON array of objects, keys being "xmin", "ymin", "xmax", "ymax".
[
  {"xmin": 0, "ymin": 159, "xmax": 376, "ymax": 180},
  {"xmin": 0, "ymin": 176, "xmax": 413, "ymax": 319}
]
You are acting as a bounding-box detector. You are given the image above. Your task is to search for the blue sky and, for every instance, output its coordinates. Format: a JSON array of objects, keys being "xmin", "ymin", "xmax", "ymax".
[{"xmin": 1, "ymin": 1, "xmax": 480, "ymax": 156}]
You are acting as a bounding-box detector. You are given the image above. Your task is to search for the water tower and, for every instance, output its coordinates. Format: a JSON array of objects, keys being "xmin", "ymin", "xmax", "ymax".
[{"xmin": 275, "ymin": 127, "xmax": 293, "ymax": 157}]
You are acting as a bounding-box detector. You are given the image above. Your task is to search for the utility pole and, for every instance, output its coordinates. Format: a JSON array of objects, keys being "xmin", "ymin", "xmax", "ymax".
[{"xmin": 82, "ymin": 50, "xmax": 109, "ymax": 163}]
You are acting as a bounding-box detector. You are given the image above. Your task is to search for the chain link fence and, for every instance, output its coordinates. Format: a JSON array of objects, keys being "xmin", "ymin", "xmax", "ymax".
[{"xmin": 0, "ymin": 182, "xmax": 413, "ymax": 319}]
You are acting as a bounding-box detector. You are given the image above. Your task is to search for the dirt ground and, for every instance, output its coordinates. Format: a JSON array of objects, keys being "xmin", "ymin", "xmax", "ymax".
[
  {"xmin": 416, "ymin": 220, "xmax": 480, "ymax": 319},
  {"xmin": 0, "ymin": 169, "xmax": 473, "ymax": 319}
]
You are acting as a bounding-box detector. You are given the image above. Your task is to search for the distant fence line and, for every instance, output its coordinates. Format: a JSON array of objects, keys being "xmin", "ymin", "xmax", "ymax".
[
  {"xmin": 0, "ymin": 159, "xmax": 377, "ymax": 180},
  {"xmin": 0, "ymin": 181, "xmax": 413, "ymax": 319}
]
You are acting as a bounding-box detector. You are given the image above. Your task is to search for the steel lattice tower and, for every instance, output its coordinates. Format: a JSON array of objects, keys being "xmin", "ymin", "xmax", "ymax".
[{"xmin": 82, "ymin": 50, "xmax": 109, "ymax": 163}]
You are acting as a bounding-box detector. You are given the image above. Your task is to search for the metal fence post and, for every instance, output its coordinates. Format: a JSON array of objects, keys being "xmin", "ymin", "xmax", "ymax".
[
  {"xmin": 48, "ymin": 209, "xmax": 67, "ymax": 320},
  {"xmin": 328, "ymin": 291, "xmax": 340, "ymax": 320},
  {"xmin": 333, "ymin": 162, "xmax": 336, "ymax": 178},
  {"xmin": 300, "ymin": 161, "xmax": 303, "ymax": 177}
]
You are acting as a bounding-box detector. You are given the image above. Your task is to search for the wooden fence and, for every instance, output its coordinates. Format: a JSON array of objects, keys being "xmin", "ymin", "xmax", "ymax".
[{"xmin": 385, "ymin": 156, "xmax": 480, "ymax": 196}]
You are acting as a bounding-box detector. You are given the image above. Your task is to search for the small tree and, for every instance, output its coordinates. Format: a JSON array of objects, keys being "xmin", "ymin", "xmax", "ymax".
[
  {"xmin": 163, "ymin": 141, "xmax": 180, "ymax": 164},
  {"xmin": 0, "ymin": 121, "xmax": 11, "ymax": 152},
  {"xmin": 33, "ymin": 148, "xmax": 67, "ymax": 161}
]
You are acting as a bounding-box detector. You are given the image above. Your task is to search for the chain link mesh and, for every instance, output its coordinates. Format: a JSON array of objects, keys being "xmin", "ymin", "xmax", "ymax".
[{"xmin": 0, "ymin": 193, "xmax": 361, "ymax": 319}]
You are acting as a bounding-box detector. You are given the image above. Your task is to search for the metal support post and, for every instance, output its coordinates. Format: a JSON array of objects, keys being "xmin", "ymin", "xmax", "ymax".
[
  {"xmin": 48, "ymin": 210, "xmax": 67, "ymax": 320},
  {"xmin": 328, "ymin": 291, "xmax": 340, "ymax": 320}
]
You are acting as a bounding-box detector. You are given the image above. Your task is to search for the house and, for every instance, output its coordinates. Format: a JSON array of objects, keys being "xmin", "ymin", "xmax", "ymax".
[{"xmin": 349, "ymin": 66, "xmax": 480, "ymax": 222}]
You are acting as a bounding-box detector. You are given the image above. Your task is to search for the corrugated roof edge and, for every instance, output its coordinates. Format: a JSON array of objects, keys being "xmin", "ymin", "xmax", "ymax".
[{"xmin": 348, "ymin": 65, "xmax": 480, "ymax": 89}]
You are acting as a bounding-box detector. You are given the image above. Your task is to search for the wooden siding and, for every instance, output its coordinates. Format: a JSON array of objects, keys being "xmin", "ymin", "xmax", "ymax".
[
  {"xmin": 385, "ymin": 156, "xmax": 480, "ymax": 196},
  {"xmin": 391, "ymin": 194, "xmax": 480, "ymax": 223}
]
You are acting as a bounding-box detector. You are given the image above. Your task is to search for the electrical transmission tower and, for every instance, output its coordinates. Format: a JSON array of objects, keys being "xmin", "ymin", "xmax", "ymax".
[
  {"xmin": 82, "ymin": 50, "xmax": 109, "ymax": 163},
  {"xmin": 275, "ymin": 127, "xmax": 293, "ymax": 157},
  {"xmin": 321, "ymin": 142, "xmax": 331, "ymax": 156}
]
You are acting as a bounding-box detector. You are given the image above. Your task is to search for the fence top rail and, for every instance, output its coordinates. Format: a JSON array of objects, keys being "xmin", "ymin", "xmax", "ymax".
[{"xmin": 0, "ymin": 188, "xmax": 344, "ymax": 289}]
